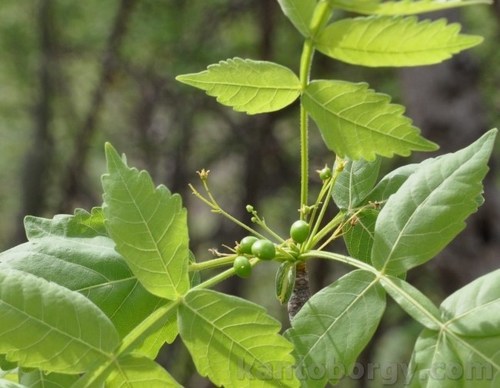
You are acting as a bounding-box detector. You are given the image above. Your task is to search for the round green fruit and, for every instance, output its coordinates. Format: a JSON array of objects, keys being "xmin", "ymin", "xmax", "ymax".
[
  {"xmin": 238, "ymin": 236, "xmax": 258, "ymax": 255},
  {"xmin": 319, "ymin": 166, "xmax": 332, "ymax": 180},
  {"xmin": 251, "ymin": 239, "xmax": 276, "ymax": 261},
  {"xmin": 290, "ymin": 220, "xmax": 310, "ymax": 244},
  {"xmin": 233, "ymin": 256, "xmax": 252, "ymax": 278}
]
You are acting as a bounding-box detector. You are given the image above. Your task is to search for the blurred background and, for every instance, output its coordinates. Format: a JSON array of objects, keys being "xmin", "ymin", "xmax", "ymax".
[{"xmin": 0, "ymin": 1, "xmax": 499, "ymax": 386}]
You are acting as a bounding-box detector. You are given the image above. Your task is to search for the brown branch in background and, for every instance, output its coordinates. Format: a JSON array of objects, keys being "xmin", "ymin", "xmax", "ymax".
[
  {"xmin": 58, "ymin": 0, "xmax": 138, "ymax": 212},
  {"xmin": 13, "ymin": 0, "xmax": 56, "ymax": 244}
]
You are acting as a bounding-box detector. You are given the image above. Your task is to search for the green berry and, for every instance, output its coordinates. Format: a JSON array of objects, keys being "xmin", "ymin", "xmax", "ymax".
[
  {"xmin": 290, "ymin": 220, "xmax": 309, "ymax": 244},
  {"xmin": 319, "ymin": 166, "xmax": 332, "ymax": 180},
  {"xmin": 233, "ymin": 256, "xmax": 252, "ymax": 278},
  {"xmin": 251, "ymin": 239, "xmax": 276, "ymax": 261},
  {"xmin": 246, "ymin": 204, "xmax": 254, "ymax": 213},
  {"xmin": 238, "ymin": 236, "xmax": 258, "ymax": 254}
]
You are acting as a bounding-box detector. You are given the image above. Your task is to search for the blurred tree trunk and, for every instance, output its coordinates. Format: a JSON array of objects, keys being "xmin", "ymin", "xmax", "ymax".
[
  {"xmin": 58, "ymin": 0, "xmax": 137, "ymax": 213},
  {"xmin": 399, "ymin": 9, "xmax": 500, "ymax": 292},
  {"xmin": 13, "ymin": 0, "xmax": 55, "ymax": 244}
]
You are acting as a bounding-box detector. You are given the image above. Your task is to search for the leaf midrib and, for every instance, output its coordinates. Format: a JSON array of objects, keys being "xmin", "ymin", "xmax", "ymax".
[
  {"xmin": 296, "ymin": 275, "xmax": 379, "ymax": 368},
  {"xmin": 306, "ymin": 87, "xmax": 425, "ymax": 148},
  {"xmin": 111, "ymin": 157, "xmax": 176, "ymax": 295}
]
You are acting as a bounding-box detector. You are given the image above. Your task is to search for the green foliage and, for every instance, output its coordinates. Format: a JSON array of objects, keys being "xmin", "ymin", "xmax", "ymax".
[
  {"xmin": 0, "ymin": 268, "xmax": 119, "ymax": 373},
  {"xmin": 330, "ymin": 0, "xmax": 492, "ymax": 15},
  {"xmin": 316, "ymin": 16, "xmax": 483, "ymax": 67},
  {"xmin": 0, "ymin": 1, "xmax": 498, "ymax": 387},
  {"xmin": 102, "ymin": 143, "xmax": 190, "ymax": 300},
  {"xmin": 176, "ymin": 58, "xmax": 301, "ymax": 114},
  {"xmin": 277, "ymin": 0, "xmax": 317, "ymax": 37},
  {"xmin": 286, "ymin": 270, "xmax": 386, "ymax": 386},
  {"xmin": 407, "ymin": 269, "xmax": 500, "ymax": 387},
  {"xmin": 371, "ymin": 129, "xmax": 496, "ymax": 275},
  {"xmin": 332, "ymin": 158, "xmax": 381, "ymax": 210},
  {"xmin": 105, "ymin": 355, "xmax": 181, "ymax": 388},
  {"xmin": 303, "ymin": 80, "xmax": 438, "ymax": 160},
  {"xmin": 178, "ymin": 289, "xmax": 299, "ymax": 387}
]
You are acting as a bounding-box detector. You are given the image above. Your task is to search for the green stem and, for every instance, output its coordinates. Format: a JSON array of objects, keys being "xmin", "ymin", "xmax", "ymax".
[
  {"xmin": 193, "ymin": 258, "xmax": 259, "ymax": 290},
  {"xmin": 300, "ymin": 250, "xmax": 378, "ymax": 274},
  {"xmin": 189, "ymin": 255, "xmax": 236, "ymax": 271},
  {"xmin": 308, "ymin": 211, "xmax": 345, "ymax": 248},
  {"xmin": 299, "ymin": 40, "xmax": 314, "ymax": 214},
  {"xmin": 298, "ymin": 0, "xmax": 334, "ymax": 217},
  {"xmin": 73, "ymin": 301, "xmax": 180, "ymax": 387},
  {"xmin": 190, "ymin": 182, "xmax": 265, "ymax": 239}
]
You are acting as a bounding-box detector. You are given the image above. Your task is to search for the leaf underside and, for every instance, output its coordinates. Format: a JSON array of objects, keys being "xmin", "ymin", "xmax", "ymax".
[
  {"xmin": 0, "ymin": 268, "xmax": 119, "ymax": 374},
  {"xmin": 286, "ymin": 270, "xmax": 386, "ymax": 386},
  {"xmin": 371, "ymin": 129, "xmax": 497, "ymax": 275},
  {"xmin": 105, "ymin": 355, "xmax": 181, "ymax": 387},
  {"xmin": 329, "ymin": 0, "xmax": 492, "ymax": 15},
  {"xmin": 277, "ymin": 0, "xmax": 316, "ymax": 37},
  {"xmin": 178, "ymin": 289, "xmax": 299, "ymax": 387},
  {"xmin": 102, "ymin": 143, "xmax": 190, "ymax": 300},
  {"xmin": 303, "ymin": 80, "xmax": 437, "ymax": 160},
  {"xmin": 316, "ymin": 16, "xmax": 483, "ymax": 67},
  {"xmin": 176, "ymin": 58, "xmax": 301, "ymax": 114},
  {"xmin": 332, "ymin": 158, "xmax": 381, "ymax": 210},
  {"xmin": 407, "ymin": 269, "xmax": 500, "ymax": 386},
  {"xmin": 0, "ymin": 211, "xmax": 167, "ymax": 345}
]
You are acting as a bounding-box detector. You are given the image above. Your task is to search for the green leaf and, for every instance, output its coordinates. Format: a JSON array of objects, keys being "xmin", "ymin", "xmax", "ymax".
[
  {"xmin": 126, "ymin": 301, "xmax": 179, "ymax": 359},
  {"xmin": 381, "ymin": 275, "xmax": 441, "ymax": 330},
  {"xmin": 105, "ymin": 355, "xmax": 181, "ymax": 387},
  {"xmin": 440, "ymin": 269, "xmax": 500, "ymax": 337},
  {"xmin": 176, "ymin": 58, "xmax": 301, "ymax": 114},
  {"xmin": 0, "ymin": 211, "xmax": 166, "ymax": 342},
  {"xmin": 19, "ymin": 369, "xmax": 79, "ymax": 388},
  {"xmin": 407, "ymin": 328, "xmax": 500, "ymax": 387},
  {"xmin": 285, "ymin": 270, "xmax": 386, "ymax": 386},
  {"xmin": 25, "ymin": 207, "xmax": 107, "ymax": 239},
  {"xmin": 315, "ymin": 16, "xmax": 483, "ymax": 67},
  {"xmin": 0, "ymin": 380, "xmax": 25, "ymax": 388},
  {"xmin": 0, "ymin": 268, "xmax": 119, "ymax": 373},
  {"xmin": 303, "ymin": 80, "xmax": 437, "ymax": 160},
  {"xmin": 371, "ymin": 129, "xmax": 497, "ymax": 275},
  {"xmin": 102, "ymin": 143, "xmax": 190, "ymax": 300},
  {"xmin": 178, "ymin": 289, "xmax": 299, "ymax": 387},
  {"xmin": 277, "ymin": 0, "xmax": 317, "ymax": 37},
  {"xmin": 329, "ymin": 0, "xmax": 492, "ymax": 15},
  {"xmin": 343, "ymin": 209, "xmax": 378, "ymax": 263},
  {"xmin": 332, "ymin": 157, "xmax": 381, "ymax": 210},
  {"xmin": 366, "ymin": 163, "xmax": 419, "ymax": 203}
]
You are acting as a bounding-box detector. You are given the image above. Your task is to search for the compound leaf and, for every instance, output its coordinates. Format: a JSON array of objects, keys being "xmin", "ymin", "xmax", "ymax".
[
  {"xmin": 440, "ymin": 269, "xmax": 500, "ymax": 337},
  {"xmin": 407, "ymin": 326, "xmax": 500, "ymax": 386},
  {"xmin": 102, "ymin": 143, "xmax": 190, "ymax": 300},
  {"xmin": 176, "ymin": 58, "xmax": 301, "ymax": 114},
  {"xmin": 381, "ymin": 275, "xmax": 442, "ymax": 330},
  {"xmin": 303, "ymin": 80, "xmax": 437, "ymax": 160},
  {"xmin": 106, "ymin": 355, "xmax": 181, "ymax": 388},
  {"xmin": 372, "ymin": 129, "xmax": 497, "ymax": 275},
  {"xmin": 0, "ymin": 268, "xmax": 119, "ymax": 374},
  {"xmin": 178, "ymin": 289, "xmax": 298, "ymax": 387},
  {"xmin": 316, "ymin": 16, "xmax": 483, "ymax": 67},
  {"xmin": 277, "ymin": 0, "xmax": 317, "ymax": 37},
  {"xmin": 286, "ymin": 270, "xmax": 386, "ymax": 386},
  {"xmin": 329, "ymin": 0, "xmax": 491, "ymax": 15},
  {"xmin": 0, "ymin": 211, "xmax": 167, "ymax": 346}
]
